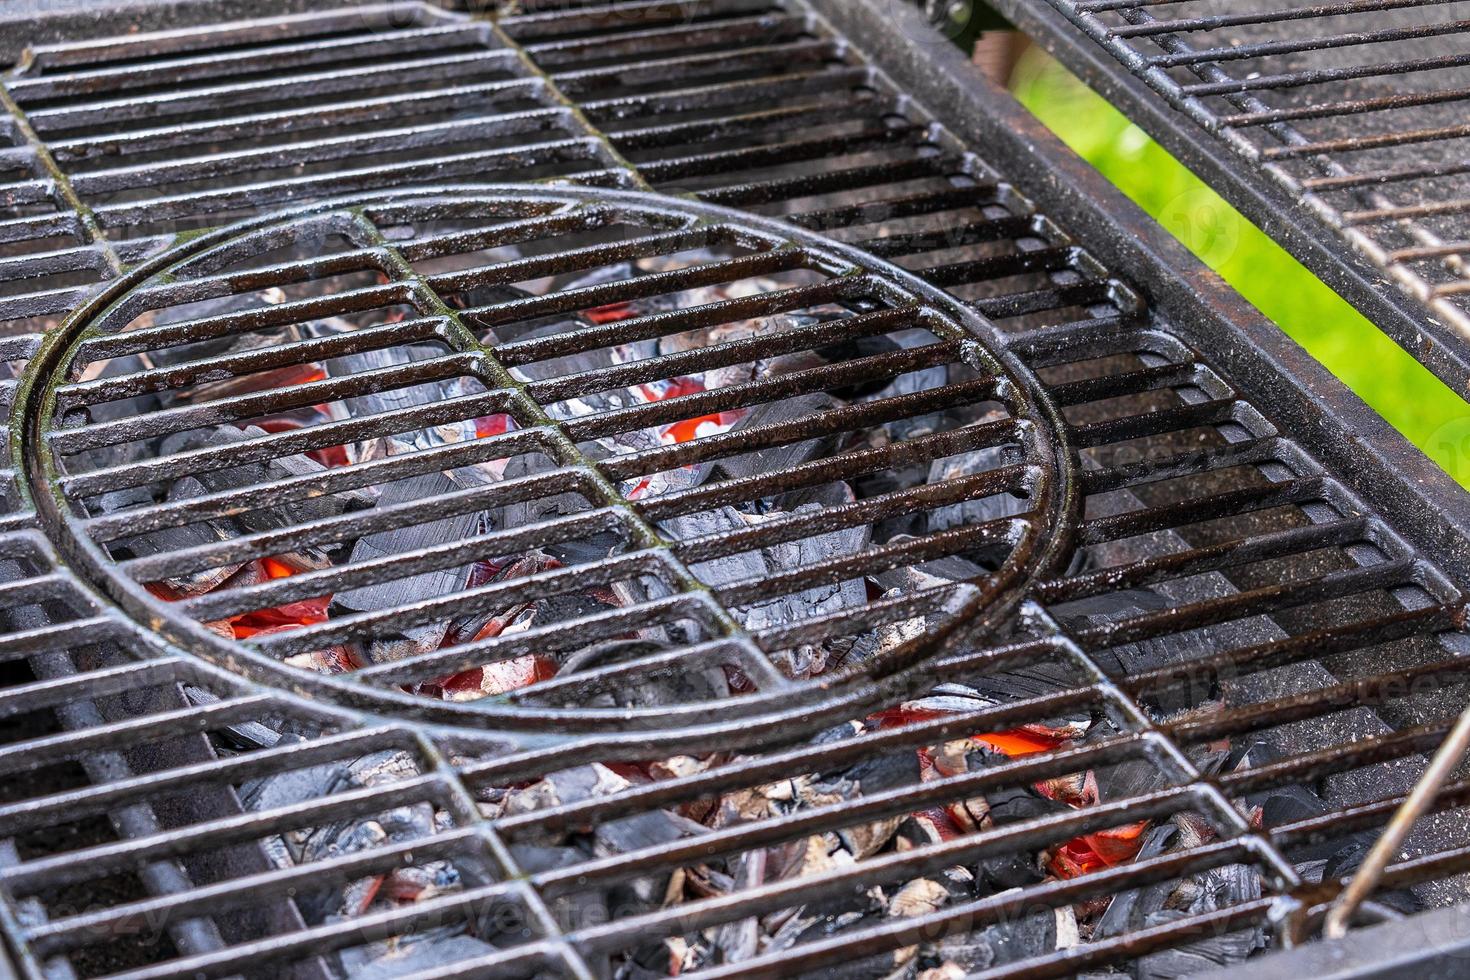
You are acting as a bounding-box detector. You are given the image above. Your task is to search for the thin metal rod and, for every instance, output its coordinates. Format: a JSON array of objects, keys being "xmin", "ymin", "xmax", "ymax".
[{"xmin": 1325, "ymin": 701, "xmax": 1470, "ymax": 939}]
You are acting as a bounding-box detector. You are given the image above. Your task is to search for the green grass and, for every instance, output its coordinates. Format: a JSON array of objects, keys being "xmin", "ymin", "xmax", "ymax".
[{"xmin": 1009, "ymin": 49, "xmax": 1470, "ymax": 488}]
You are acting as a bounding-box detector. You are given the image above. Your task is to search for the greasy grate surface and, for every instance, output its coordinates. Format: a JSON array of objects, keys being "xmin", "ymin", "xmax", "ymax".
[
  {"xmin": 0, "ymin": 1, "xmax": 1467, "ymax": 978},
  {"xmin": 992, "ymin": 0, "xmax": 1470, "ymax": 392},
  {"xmin": 27, "ymin": 187, "xmax": 1069, "ymax": 730}
]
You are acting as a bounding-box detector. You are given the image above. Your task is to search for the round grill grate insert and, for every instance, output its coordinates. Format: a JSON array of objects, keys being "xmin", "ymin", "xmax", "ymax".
[{"xmin": 22, "ymin": 188, "xmax": 1075, "ymax": 740}]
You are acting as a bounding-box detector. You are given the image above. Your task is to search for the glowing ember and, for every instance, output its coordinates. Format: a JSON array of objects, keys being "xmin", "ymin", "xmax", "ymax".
[
  {"xmin": 1047, "ymin": 821, "xmax": 1149, "ymax": 878},
  {"xmin": 625, "ymin": 375, "xmax": 746, "ymax": 499},
  {"xmin": 220, "ymin": 556, "xmax": 330, "ymax": 640},
  {"xmin": 586, "ymin": 301, "xmax": 636, "ymax": 324},
  {"xmin": 638, "ymin": 376, "xmax": 744, "ymax": 446},
  {"xmin": 417, "ymin": 555, "xmax": 571, "ymax": 700},
  {"xmin": 246, "ymin": 402, "xmax": 350, "ymax": 469},
  {"xmin": 474, "ymin": 413, "xmax": 516, "ymax": 438},
  {"xmin": 871, "ymin": 704, "xmax": 1148, "ymax": 879},
  {"xmin": 435, "ymin": 655, "xmax": 558, "ymax": 700}
]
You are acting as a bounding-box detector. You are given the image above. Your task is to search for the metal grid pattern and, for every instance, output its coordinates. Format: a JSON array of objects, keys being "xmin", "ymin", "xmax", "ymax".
[
  {"xmin": 990, "ymin": 0, "xmax": 1470, "ymax": 395},
  {"xmin": 0, "ymin": 0, "xmax": 629, "ymax": 336},
  {"xmin": 32, "ymin": 188, "xmax": 1070, "ymax": 731},
  {"xmin": 0, "ymin": 1, "xmax": 1467, "ymax": 978}
]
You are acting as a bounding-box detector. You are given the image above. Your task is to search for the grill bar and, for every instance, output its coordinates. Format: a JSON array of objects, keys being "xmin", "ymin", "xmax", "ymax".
[{"xmin": 992, "ymin": 0, "xmax": 1470, "ymax": 395}]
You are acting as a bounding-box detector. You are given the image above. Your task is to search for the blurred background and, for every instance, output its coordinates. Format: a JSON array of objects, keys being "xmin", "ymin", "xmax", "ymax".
[{"xmin": 934, "ymin": 1, "xmax": 1470, "ymax": 488}]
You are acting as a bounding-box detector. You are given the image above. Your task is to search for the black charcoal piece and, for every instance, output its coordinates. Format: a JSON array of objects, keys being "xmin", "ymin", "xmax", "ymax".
[
  {"xmin": 1134, "ymin": 909, "xmax": 1261, "ymax": 978},
  {"xmin": 595, "ymin": 808, "xmax": 709, "ymax": 909},
  {"xmin": 346, "ymin": 934, "xmax": 500, "ymax": 980},
  {"xmin": 709, "ymin": 392, "xmax": 845, "ymax": 483},
  {"xmin": 114, "ymin": 475, "xmax": 246, "ymax": 596},
  {"xmin": 819, "ymin": 748, "xmax": 922, "ymax": 797},
  {"xmin": 162, "ymin": 424, "xmax": 374, "ymax": 530},
  {"xmin": 333, "ymin": 470, "xmax": 481, "ymax": 664},
  {"xmin": 1094, "ymin": 824, "xmax": 1180, "ymax": 939}
]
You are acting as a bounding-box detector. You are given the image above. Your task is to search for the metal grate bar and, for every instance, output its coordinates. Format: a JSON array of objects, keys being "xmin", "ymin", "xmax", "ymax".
[{"xmin": 997, "ymin": 0, "xmax": 1470, "ymax": 395}]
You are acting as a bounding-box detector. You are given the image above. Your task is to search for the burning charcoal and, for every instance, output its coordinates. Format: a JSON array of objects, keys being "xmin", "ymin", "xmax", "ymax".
[
  {"xmin": 558, "ymin": 638, "xmax": 730, "ymax": 709},
  {"xmin": 712, "ymin": 850, "xmax": 766, "ymax": 964},
  {"xmin": 183, "ymin": 360, "xmax": 329, "ymax": 403},
  {"xmin": 818, "ymin": 745, "xmax": 922, "ymax": 797},
  {"xmin": 673, "ymin": 490, "xmax": 868, "ymax": 675},
  {"xmin": 808, "ymin": 331, "xmax": 902, "ymax": 400},
  {"xmin": 899, "ymin": 685, "xmax": 1092, "ymax": 741},
  {"xmin": 332, "ymin": 470, "xmax": 481, "ymax": 664},
  {"xmin": 444, "ymin": 552, "xmax": 561, "ymax": 646},
  {"xmin": 945, "ymin": 752, "xmax": 1066, "ymax": 897},
  {"xmin": 864, "ymin": 327, "xmax": 954, "ymax": 444},
  {"xmin": 708, "ymin": 393, "xmax": 844, "ymax": 483},
  {"xmin": 450, "ymin": 281, "xmax": 540, "ymax": 317},
  {"xmin": 622, "ymin": 938, "xmax": 709, "ymax": 980},
  {"xmin": 970, "ymin": 909, "xmax": 1061, "ymax": 971},
  {"xmin": 422, "ymin": 553, "xmax": 638, "ymax": 701},
  {"xmin": 760, "ymin": 884, "xmax": 895, "ymax": 977},
  {"xmin": 743, "ymin": 488, "xmax": 871, "ymax": 675},
  {"xmin": 893, "ymin": 555, "xmax": 993, "ymax": 586},
  {"xmin": 926, "ymin": 410, "xmax": 1027, "ymax": 534},
  {"xmin": 70, "ymin": 353, "xmax": 165, "ymax": 474},
  {"xmin": 182, "ymin": 686, "xmax": 281, "ymax": 751},
  {"xmin": 507, "ymin": 317, "xmax": 624, "ymax": 406},
  {"xmin": 160, "ymin": 424, "xmax": 374, "ymax": 530},
  {"xmin": 502, "ymin": 762, "xmax": 633, "ymax": 829},
  {"xmin": 509, "ymin": 843, "xmax": 610, "ymax": 939},
  {"xmin": 1094, "ymin": 824, "xmax": 1179, "ymax": 939},
  {"xmin": 911, "ymin": 906, "xmax": 1068, "ymax": 976},
  {"xmin": 318, "ymin": 330, "xmax": 478, "ymax": 461},
  {"xmin": 668, "ymin": 507, "xmax": 767, "ymax": 584},
  {"xmin": 340, "ymin": 933, "xmax": 499, "ymax": 980},
  {"xmin": 139, "ymin": 291, "xmax": 300, "ymax": 369},
  {"xmin": 484, "ymin": 467, "xmax": 606, "ymax": 549},
  {"xmin": 811, "ymin": 740, "xmax": 918, "ymax": 860},
  {"xmin": 510, "ymin": 764, "xmax": 707, "ymax": 922},
  {"xmin": 1230, "ymin": 737, "xmax": 1344, "ymax": 863},
  {"xmin": 594, "ymin": 808, "xmax": 710, "ymax": 908},
  {"xmin": 240, "ymin": 748, "xmax": 448, "ymax": 928},
  {"xmin": 117, "ymin": 476, "xmax": 247, "ymax": 597},
  {"xmin": 321, "ymin": 337, "xmax": 443, "ymax": 414},
  {"xmin": 1133, "ymin": 908, "xmax": 1262, "ymax": 978},
  {"xmin": 1100, "ymin": 818, "xmax": 1266, "ymax": 973},
  {"xmin": 964, "ymin": 745, "xmax": 1074, "ymax": 828}
]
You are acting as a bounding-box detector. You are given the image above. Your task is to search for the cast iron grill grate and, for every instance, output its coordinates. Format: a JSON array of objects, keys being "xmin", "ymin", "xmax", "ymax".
[
  {"xmin": 31, "ymin": 187, "xmax": 1070, "ymax": 730},
  {"xmin": 0, "ymin": 2, "xmax": 1468, "ymax": 979},
  {"xmin": 989, "ymin": 0, "xmax": 1470, "ymax": 395}
]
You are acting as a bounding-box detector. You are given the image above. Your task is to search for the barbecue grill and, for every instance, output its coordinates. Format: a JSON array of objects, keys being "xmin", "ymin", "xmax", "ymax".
[{"xmin": 3, "ymin": 1, "xmax": 1470, "ymax": 978}]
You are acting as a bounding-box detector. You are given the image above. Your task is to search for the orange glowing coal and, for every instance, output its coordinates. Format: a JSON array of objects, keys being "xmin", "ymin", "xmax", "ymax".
[{"xmin": 872, "ymin": 704, "xmax": 1148, "ymax": 879}]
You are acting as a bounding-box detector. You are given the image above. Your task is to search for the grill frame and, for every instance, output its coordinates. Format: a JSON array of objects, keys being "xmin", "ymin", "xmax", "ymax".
[
  {"xmin": 986, "ymin": 0, "xmax": 1470, "ymax": 398},
  {"xmin": 0, "ymin": 0, "xmax": 1469, "ymax": 977}
]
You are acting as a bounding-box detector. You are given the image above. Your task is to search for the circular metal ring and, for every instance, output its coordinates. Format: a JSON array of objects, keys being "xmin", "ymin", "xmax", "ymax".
[{"xmin": 19, "ymin": 186, "xmax": 1077, "ymax": 745}]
